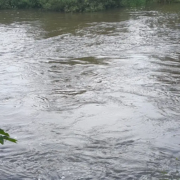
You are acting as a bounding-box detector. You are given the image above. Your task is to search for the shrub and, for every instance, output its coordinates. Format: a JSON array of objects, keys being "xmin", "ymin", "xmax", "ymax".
[{"xmin": 0, "ymin": 0, "xmax": 179, "ymax": 12}]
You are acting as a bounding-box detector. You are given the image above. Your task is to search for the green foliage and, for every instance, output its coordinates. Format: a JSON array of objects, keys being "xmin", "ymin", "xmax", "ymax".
[
  {"xmin": 38, "ymin": 0, "xmax": 119, "ymax": 12},
  {"xmin": 0, "ymin": 129, "xmax": 17, "ymax": 145},
  {"xmin": 0, "ymin": 0, "xmax": 41, "ymax": 9},
  {"xmin": 120, "ymin": 0, "xmax": 146, "ymax": 6},
  {"xmin": 0, "ymin": 0, "xmax": 179, "ymax": 11}
]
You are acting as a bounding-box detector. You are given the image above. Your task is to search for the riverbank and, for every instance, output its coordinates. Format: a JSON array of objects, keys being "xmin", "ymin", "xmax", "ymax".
[{"xmin": 0, "ymin": 0, "xmax": 180, "ymax": 12}]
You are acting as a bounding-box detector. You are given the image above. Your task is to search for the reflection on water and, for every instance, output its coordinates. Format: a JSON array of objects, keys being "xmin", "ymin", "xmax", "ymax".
[{"xmin": 0, "ymin": 4, "xmax": 180, "ymax": 180}]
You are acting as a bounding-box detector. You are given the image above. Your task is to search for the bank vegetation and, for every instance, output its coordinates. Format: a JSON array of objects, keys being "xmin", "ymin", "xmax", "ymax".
[{"xmin": 0, "ymin": 0, "xmax": 180, "ymax": 12}]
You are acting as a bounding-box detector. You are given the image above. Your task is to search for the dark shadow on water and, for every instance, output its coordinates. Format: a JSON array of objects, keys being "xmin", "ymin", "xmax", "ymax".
[{"xmin": 46, "ymin": 57, "xmax": 109, "ymax": 65}]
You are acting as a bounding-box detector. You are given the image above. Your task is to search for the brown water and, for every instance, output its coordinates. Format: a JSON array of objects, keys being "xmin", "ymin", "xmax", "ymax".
[{"xmin": 0, "ymin": 4, "xmax": 180, "ymax": 180}]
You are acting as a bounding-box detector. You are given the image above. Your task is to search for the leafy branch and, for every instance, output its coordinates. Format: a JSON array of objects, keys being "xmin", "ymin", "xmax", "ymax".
[{"xmin": 0, "ymin": 129, "xmax": 17, "ymax": 145}]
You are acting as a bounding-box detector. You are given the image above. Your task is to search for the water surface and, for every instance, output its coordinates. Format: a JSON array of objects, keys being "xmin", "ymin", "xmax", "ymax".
[{"xmin": 0, "ymin": 4, "xmax": 180, "ymax": 180}]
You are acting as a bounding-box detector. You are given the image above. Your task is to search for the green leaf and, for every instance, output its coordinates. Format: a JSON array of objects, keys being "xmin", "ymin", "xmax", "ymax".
[
  {"xmin": 0, "ymin": 129, "xmax": 17, "ymax": 145},
  {"xmin": 0, "ymin": 129, "xmax": 9, "ymax": 137},
  {"xmin": 0, "ymin": 136, "xmax": 4, "ymax": 145},
  {"xmin": 3, "ymin": 136, "xmax": 17, "ymax": 143}
]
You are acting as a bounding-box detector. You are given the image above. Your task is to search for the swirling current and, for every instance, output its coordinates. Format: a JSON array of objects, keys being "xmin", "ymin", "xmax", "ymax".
[{"xmin": 0, "ymin": 4, "xmax": 180, "ymax": 180}]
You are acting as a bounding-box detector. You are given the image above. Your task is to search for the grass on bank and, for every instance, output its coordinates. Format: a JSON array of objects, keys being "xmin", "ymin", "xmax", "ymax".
[{"xmin": 0, "ymin": 0, "xmax": 179, "ymax": 12}]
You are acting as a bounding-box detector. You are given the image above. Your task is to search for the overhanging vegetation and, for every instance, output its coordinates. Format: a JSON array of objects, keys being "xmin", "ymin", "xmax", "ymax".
[{"xmin": 0, "ymin": 0, "xmax": 179, "ymax": 12}]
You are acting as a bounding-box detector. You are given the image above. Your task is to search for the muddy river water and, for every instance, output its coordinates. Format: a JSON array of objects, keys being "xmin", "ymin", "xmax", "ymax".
[{"xmin": 0, "ymin": 4, "xmax": 180, "ymax": 179}]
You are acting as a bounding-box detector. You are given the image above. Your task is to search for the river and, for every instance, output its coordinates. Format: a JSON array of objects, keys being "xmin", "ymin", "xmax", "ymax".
[{"xmin": 0, "ymin": 4, "xmax": 180, "ymax": 180}]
